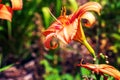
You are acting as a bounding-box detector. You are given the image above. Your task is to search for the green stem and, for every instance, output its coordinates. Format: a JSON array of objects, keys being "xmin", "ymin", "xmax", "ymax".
[
  {"xmin": 0, "ymin": 53, "xmax": 2, "ymax": 67},
  {"xmin": 7, "ymin": 21, "xmax": 12, "ymax": 39},
  {"xmin": 82, "ymin": 40, "xmax": 98, "ymax": 63},
  {"xmin": 82, "ymin": 40, "xmax": 95, "ymax": 57}
]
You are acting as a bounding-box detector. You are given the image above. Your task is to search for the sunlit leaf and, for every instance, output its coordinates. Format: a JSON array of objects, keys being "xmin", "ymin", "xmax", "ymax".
[{"xmin": 0, "ymin": 64, "xmax": 13, "ymax": 72}]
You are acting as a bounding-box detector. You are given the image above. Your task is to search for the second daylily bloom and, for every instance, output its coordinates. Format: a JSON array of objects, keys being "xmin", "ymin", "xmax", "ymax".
[
  {"xmin": 77, "ymin": 63, "xmax": 120, "ymax": 80},
  {"xmin": 43, "ymin": 2, "xmax": 102, "ymax": 57},
  {"xmin": 0, "ymin": 0, "xmax": 23, "ymax": 21},
  {"xmin": 0, "ymin": 4, "xmax": 13, "ymax": 21},
  {"xmin": 11, "ymin": 0, "xmax": 23, "ymax": 10}
]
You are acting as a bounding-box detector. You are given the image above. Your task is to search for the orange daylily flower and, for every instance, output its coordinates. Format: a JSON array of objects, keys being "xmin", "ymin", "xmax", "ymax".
[
  {"xmin": 43, "ymin": 2, "xmax": 102, "ymax": 57},
  {"xmin": 0, "ymin": 0, "xmax": 23, "ymax": 21},
  {"xmin": 0, "ymin": 4, "xmax": 13, "ymax": 21},
  {"xmin": 77, "ymin": 63, "xmax": 120, "ymax": 80},
  {"xmin": 11, "ymin": 0, "xmax": 23, "ymax": 10}
]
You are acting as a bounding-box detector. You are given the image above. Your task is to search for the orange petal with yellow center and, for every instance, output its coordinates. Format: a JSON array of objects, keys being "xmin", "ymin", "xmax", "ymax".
[
  {"xmin": 0, "ymin": 4, "xmax": 13, "ymax": 21},
  {"xmin": 11, "ymin": 0, "xmax": 23, "ymax": 10},
  {"xmin": 43, "ymin": 16, "xmax": 78, "ymax": 45}
]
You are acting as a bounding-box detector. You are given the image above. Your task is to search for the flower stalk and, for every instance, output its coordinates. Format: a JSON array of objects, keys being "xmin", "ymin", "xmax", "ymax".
[{"xmin": 82, "ymin": 40, "xmax": 96, "ymax": 58}]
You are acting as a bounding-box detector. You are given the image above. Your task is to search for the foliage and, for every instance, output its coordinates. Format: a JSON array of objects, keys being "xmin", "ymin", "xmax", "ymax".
[{"xmin": 0, "ymin": 0, "xmax": 120, "ymax": 80}]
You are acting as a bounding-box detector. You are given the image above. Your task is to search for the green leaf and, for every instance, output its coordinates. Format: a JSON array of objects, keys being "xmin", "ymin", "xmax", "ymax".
[
  {"xmin": 44, "ymin": 73, "xmax": 60, "ymax": 80},
  {"xmin": 111, "ymin": 33, "xmax": 120, "ymax": 41},
  {"xmin": 75, "ymin": 73, "xmax": 81, "ymax": 80},
  {"xmin": 61, "ymin": 74, "xmax": 73, "ymax": 80},
  {"xmin": 42, "ymin": 7, "xmax": 51, "ymax": 28},
  {"xmin": 0, "ymin": 53, "xmax": 2, "ymax": 67},
  {"xmin": 55, "ymin": 0, "xmax": 62, "ymax": 17},
  {"xmin": 44, "ymin": 54, "xmax": 54, "ymax": 60},
  {"xmin": 68, "ymin": 0, "xmax": 78, "ymax": 11},
  {"xmin": 0, "ymin": 26, "xmax": 4, "ymax": 31},
  {"xmin": 0, "ymin": 64, "xmax": 13, "ymax": 72},
  {"xmin": 40, "ymin": 59, "xmax": 52, "ymax": 73},
  {"xmin": 80, "ymin": 67, "xmax": 91, "ymax": 75}
]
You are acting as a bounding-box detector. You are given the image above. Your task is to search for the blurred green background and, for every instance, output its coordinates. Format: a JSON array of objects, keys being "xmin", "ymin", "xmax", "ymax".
[{"xmin": 0, "ymin": 0, "xmax": 120, "ymax": 79}]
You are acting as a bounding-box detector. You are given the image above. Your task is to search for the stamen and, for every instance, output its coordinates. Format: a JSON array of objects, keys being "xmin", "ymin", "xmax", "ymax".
[
  {"xmin": 48, "ymin": 8, "xmax": 62, "ymax": 24},
  {"xmin": 105, "ymin": 60, "xmax": 109, "ymax": 64},
  {"xmin": 61, "ymin": 6, "xmax": 66, "ymax": 16}
]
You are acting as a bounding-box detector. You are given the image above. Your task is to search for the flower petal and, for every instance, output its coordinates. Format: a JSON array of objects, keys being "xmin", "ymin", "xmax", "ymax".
[
  {"xmin": 77, "ymin": 63, "xmax": 120, "ymax": 79},
  {"xmin": 56, "ymin": 30, "xmax": 68, "ymax": 44},
  {"xmin": 11, "ymin": 0, "xmax": 23, "ymax": 10},
  {"xmin": 73, "ymin": 19, "xmax": 86, "ymax": 42},
  {"xmin": 44, "ymin": 33, "xmax": 58, "ymax": 49},
  {"xmin": 70, "ymin": 2, "xmax": 102, "ymax": 22},
  {"xmin": 99, "ymin": 64, "xmax": 120, "ymax": 80},
  {"xmin": 43, "ymin": 20, "xmax": 63, "ymax": 36},
  {"xmin": 0, "ymin": 4, "xmax": 13, "ymax": 21},
  {"xmin": 43, "ymin": 16, "xmax": 78, "ymax": 45},
  {"xmin": 81, "ymin": 12, "xmax": 96, "ymax": 28},
  {"xmin": 61, "ymin": 19, "xmax": 78, "ymax": 43}
]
